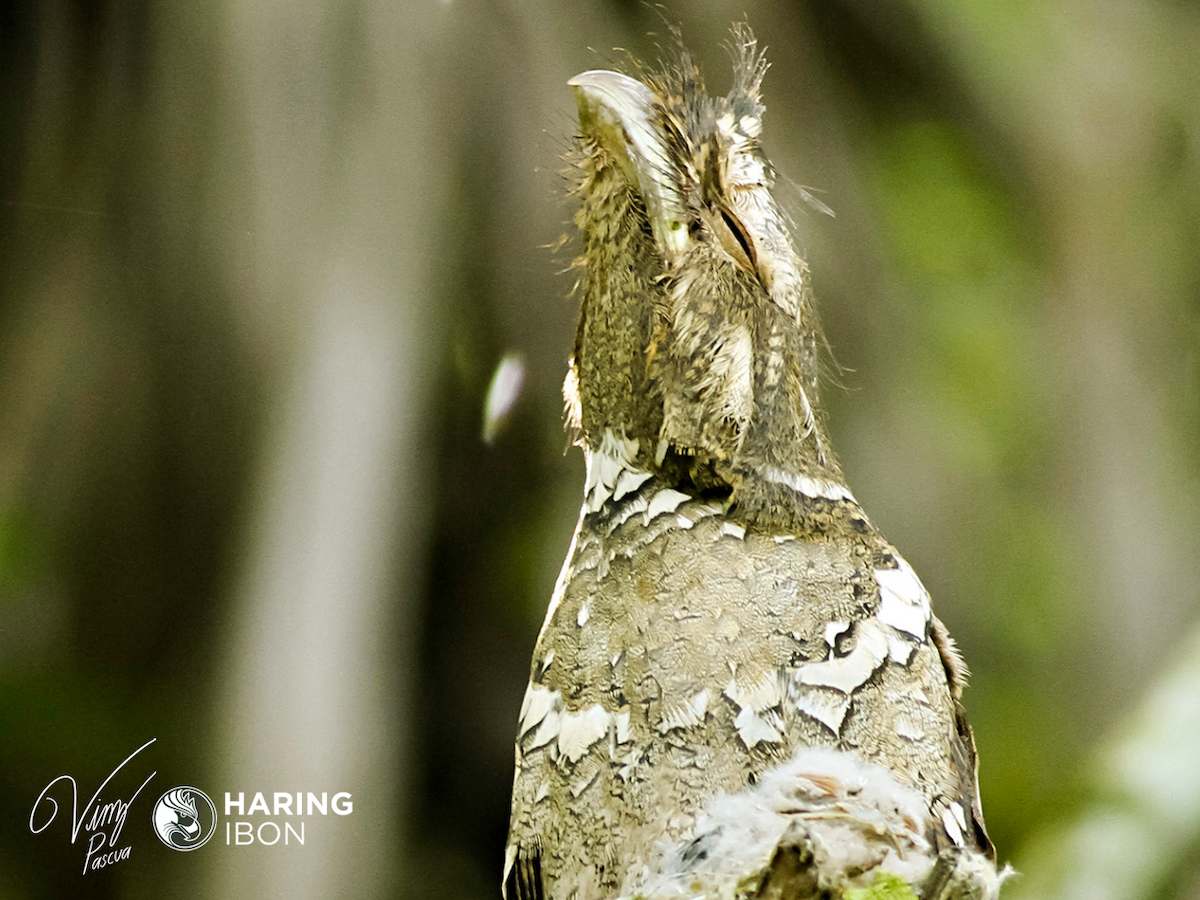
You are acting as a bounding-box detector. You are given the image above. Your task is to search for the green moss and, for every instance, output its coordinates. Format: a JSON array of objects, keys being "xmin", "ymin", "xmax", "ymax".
[{"xmin": 843, "ymin": 871, "xmax": 919, "ymax": 900}]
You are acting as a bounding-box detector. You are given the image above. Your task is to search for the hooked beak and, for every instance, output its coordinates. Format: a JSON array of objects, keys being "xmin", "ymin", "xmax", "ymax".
[{"xmin": 570, "ymin": 70, "xmax": 688, "ymax": 261}]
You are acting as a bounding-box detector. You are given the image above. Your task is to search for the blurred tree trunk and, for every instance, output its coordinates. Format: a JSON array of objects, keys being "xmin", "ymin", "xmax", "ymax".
[{"xmin": 201, "ymin": 3, "xmax": 451, "ymax": 898}]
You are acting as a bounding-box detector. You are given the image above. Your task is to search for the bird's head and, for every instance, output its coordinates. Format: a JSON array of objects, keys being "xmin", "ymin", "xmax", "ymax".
[{"xmin": 565, "ymin": 31, "xmax": 848, "ymax": 526}]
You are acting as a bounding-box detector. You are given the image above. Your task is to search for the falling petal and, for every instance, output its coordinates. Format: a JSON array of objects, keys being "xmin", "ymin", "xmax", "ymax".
[{"xmin": 483, "ymin": 353, "xmax": 526, "ymax": 444}]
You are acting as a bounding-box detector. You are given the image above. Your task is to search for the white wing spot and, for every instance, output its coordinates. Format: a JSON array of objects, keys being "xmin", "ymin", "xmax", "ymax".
[
  {"xmin": 720, "ymin": 521, "xmax": 746, "ymax": 540},
  {"xmin": 941, "ymin": 804, "xmax": 965, "ymax": 847},
  {"xmin": 951, "ymin": 801, "xmax": 968, "ymax": 834},
  {"xmin": 644, "ymin": 489, "xmax": 691, "ymax": 523},
  {"xmin": 887, "ymin": 634, "xmax": 916, "ymax": 665},
  {"xmin": 557, "ymin": 704, "xmax": 611, "ymax": 763},
  {"xmin": 613, "ymin": 468, "xmax": 652, "ymax": 501},
  {"xmin": 726, "ymin": 669, "xmax": 785, "ymax": 745},
  {"xmin": 527, "ymin": 705, "xmax": 563, "ymax": 750},
  {"xmin": 874, "ymin": 560, "xmax": 925, "ymax": 604},
  {"xmin": 874, "ymin": 558, "xmax": 932, "ymax": 640},
  {"xmin": 615, "ymin": 708, "xmax": 632, "ymax": 744},
  {"xmin": 734, "ymin": 706, "xmax": 783, "ymax": 747},
  {"xmin": 824, "ymin": 620, "xmax": 850, "ymax": 649},
  {"xmin": 879, "ymin": 588, "xmax": 928, "ymax": 640},
  {"xmin": 518, "ymin": 684, "xmax": 559, "ymax": 738},
  {"xmin": 585, "ymin": 429, "xmax": 643, "ymax": 511},
  {"xmin": 761, "ymin": 466, "xmax": 855, "ymax": 502},
  {"xmin": 795, "ymin": 620, "xmax": 889, "ymax": 694},
  {"xmin": 724, "ymin": 669, "xmax": 782, "ymax": 713},
  {"xmin": 794, "ymin": 688, "xmax": 852, "ymax": 734}
]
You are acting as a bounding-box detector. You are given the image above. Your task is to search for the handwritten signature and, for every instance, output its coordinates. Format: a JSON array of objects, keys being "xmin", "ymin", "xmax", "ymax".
[{"xmin": 30, "ymin": 738, "xmax": 157, "ymax": 874}]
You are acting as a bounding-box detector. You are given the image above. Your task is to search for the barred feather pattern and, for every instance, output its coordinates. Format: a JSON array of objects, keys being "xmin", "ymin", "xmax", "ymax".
[{"xmin": 505, "ymin": 28, "xmax": 1003, "ymax": 900}]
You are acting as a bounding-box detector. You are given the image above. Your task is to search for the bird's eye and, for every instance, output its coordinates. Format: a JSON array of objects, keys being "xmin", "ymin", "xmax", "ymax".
[{"xmin": 713, "ymin": 206, "xmax": 758, "ymax": 274}]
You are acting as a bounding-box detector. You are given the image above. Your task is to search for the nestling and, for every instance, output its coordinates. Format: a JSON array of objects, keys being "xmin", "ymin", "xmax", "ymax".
[{"xmin": 505, "ymin": 28, "xmax": 1004, "ymax": 900}]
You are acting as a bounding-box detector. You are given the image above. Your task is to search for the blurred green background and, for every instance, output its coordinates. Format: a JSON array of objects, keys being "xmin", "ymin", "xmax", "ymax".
[{"xmin": 2, "ymin": 1, "xmax": 1198, "ymax": 898}]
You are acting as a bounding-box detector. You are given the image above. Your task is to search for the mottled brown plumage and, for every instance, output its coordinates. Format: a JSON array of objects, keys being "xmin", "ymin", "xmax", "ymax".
[{"xmin": 505, "ymin": 30, "xmax": 1002, "ymax": 900}]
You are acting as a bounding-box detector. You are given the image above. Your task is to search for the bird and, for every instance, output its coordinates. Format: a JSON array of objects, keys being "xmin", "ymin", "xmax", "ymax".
[{"xmin": 504, "ymin": 28, "xmax": 1004, "ymax": 900}]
